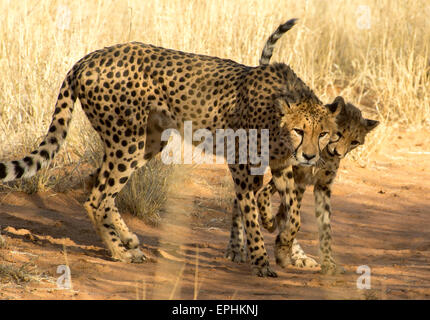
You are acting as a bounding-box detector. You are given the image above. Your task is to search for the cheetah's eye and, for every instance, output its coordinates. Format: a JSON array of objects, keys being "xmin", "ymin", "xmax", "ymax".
[
  {"xmin": 293, "ymin": 128, "xmax": 304, "ymax": 136},
  {"xmin": 351, "ymin": 140, "xmax": 360, "ymax": 146},
  {"xmin": 319, "ymin": 132, "xmax": 329, "ymax": 138}
]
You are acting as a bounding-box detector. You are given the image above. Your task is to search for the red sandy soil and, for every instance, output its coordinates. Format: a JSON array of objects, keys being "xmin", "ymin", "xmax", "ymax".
[{"xmin": 0, "ymin": 128, "xmax": 429, "ymax": 300}]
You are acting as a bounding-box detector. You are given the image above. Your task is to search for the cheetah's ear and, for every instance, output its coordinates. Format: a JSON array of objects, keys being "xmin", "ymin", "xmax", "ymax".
[
  {"xmin": 364, "ymin": 119, "xmax": 379, "ymax": 132},
  {"xmin": 275, "ymin": 98, "xmax": 292, "ymax": 128},
  {"xmin": 275, "ymin": 98, "xmax": 292, "ymax": 115},
  {"xmin": 325, "ymin": 96, "xmax": 344, "ymax": 117}
]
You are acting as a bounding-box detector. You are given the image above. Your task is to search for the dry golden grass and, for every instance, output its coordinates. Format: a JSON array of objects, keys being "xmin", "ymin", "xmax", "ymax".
[
  {"xmin": 0, "ymin": 235, "xmax": 6, "ymax": 249},
  {"xmin": 0, "ymin": 261, "xmax": 45, "ymax": 286},
  {"xmin": 0, "ymin": 0, "xmax": 429, "ymax": 181},
  {"xmin": 116, "ymin": 158, "xmax": 177, "ymax": 226}
]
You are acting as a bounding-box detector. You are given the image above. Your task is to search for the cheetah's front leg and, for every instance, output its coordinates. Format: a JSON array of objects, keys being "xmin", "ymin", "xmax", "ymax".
[
  {"xmin": 257, "ymin": 177, "xmax": 319, "ymax": 268},
  {"xmin": 314, "ymin": 184, "xmax": 345, "ymax": 274},
  {"xmin": 271, "ymin": 166, "xmax": 301, "ymax": 268},
  {"xmin": 274, "ymin": 186, "xmax": 319, "ymax": 269},
  {"xmin": 225, "ymin": 199, "xmax": 247, "ymax": 263},
  {"xmin": 228, "ymin": 164, "xmax": 276, "ymax": 277},
  {"xmin": 225, "ymin": 174, "xmax": 267, "ymax": 263},
  {"xmin": 257, "ymin": 180, "xmax": 278, "ymax": 233}
]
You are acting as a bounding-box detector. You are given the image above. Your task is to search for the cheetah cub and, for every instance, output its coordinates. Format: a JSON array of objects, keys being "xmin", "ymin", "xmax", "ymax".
[{"xmin": 227, "ymin": 19, "xmax": 379, "ymax": 275}]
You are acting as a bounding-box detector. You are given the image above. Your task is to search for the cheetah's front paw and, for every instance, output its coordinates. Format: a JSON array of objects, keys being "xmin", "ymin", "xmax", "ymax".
[
  {"xmin": 274, "ymin": 245, "xmax": 293, "ymax": 268},
  {"xmin": 225, "ymin": 245, "xmax": 246, "ymax": 263},
  {"xmin": 262, "ymin": 217, "xmax": 277, "ymax": 233},
  {"xmin": 320, "ymin": 262, "xmax": 345, "ymax": 275},
  {"xmin": 128, "ymin": 248, "xmax": 147, "ymax": 263},
  {"xmin": 111, "ymin": 247, "xmax": 146, "ymax": 263},
  {"xmin": 292, "ymin": 256, "xmax": 320, "ymax": 269},
  {"xmin": 122, "ymin": 233, "xmax": 140, "ymax": 249},
  {"xmin": 252, "ymin": 265, "xmax": 278, "ymax": 278}
]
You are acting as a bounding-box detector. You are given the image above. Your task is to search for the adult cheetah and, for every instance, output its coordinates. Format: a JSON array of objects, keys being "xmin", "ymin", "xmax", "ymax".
[
  {"xmin": 0, "ymin": 23, "xmax": 342, "ymax": 276},
  {"xmin": 227, "ymin": 19, "xmax": 379, "ymax": 274}
]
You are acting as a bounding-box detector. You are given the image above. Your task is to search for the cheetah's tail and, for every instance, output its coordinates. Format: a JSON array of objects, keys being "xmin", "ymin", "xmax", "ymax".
[
  {"xmin": 0, "ymin": 71, "xmax": 77, "ymax": 182},
  {"xmin": 259, "ymin": 18, "xmax": 298, "ymax": 66}
]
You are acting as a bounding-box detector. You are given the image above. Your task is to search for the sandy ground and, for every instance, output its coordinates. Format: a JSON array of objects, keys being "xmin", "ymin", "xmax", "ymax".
[{"xmin": 0, "ymin": 129, "xmax": 429, "ymax": 300}]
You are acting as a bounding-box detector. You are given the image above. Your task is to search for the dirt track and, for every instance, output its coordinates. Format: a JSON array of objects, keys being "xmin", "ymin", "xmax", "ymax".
[{"xmin": 0, "ymin": 129, "xmax": 429, "ymax": 300}]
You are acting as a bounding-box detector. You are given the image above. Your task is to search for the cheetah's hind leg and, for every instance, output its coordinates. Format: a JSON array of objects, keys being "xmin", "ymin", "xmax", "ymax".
[{"xmin": 84, "ymin": 151, "xmax": 147, "ymax": 263}]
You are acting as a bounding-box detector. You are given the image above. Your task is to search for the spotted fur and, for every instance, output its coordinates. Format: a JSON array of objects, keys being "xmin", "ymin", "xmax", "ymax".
[
  {"xmin": 1, "ymin": 37, "xmax": 341, "ymax": 276},
  {"xmin": 227, "ymin": 19, "xmax": 378, "ymax": 274},
  {"xmin": 258, "ymin": 103, "xmax": 379, "ymax": 274},
  {"xmin": 225, "ymin": 19, "xmax": 344, "ymax": 267}
]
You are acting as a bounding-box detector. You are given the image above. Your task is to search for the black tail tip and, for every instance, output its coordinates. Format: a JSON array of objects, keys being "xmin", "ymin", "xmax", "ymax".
[{"xmin": 280, "ymin": 18, "xmax": 299, "ymax": 31}]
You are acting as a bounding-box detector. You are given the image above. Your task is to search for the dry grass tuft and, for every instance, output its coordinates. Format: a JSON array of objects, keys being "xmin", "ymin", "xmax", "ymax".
[
  {"xmin": 116, "ymin": 158, "xmax": 177, "ymax": 226},
  {"xmin": 0, "ymin": 261, "xmax": 45, "ymax": 286},
  {"xmin": 212, "ymin": 174, "xmax": 236, "ymax": 212},
  {"xmin": 0, "ymin": 235, "xmax": 6, "ymax": 249}
]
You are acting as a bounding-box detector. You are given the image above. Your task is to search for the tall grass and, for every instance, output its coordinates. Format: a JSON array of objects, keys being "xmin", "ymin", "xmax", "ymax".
[
  {"xmin": 0, "ymin": 0, "xmax": 428, "ymax": 164},
  {"xmin": 116, "ymin": 159, "xmax": 176, "ymax": 226}
]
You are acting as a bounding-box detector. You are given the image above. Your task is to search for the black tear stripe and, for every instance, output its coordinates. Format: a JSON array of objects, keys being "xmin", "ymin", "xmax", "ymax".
[{"xmin": 294, "ymin": 136, "xmax": 303, "ymax": 156}]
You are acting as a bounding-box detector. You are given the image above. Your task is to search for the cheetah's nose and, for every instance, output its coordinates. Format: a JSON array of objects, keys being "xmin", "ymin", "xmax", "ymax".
[{"xmin": 302, "ymin": 153, "xmax": 316, "ymax": 161}]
